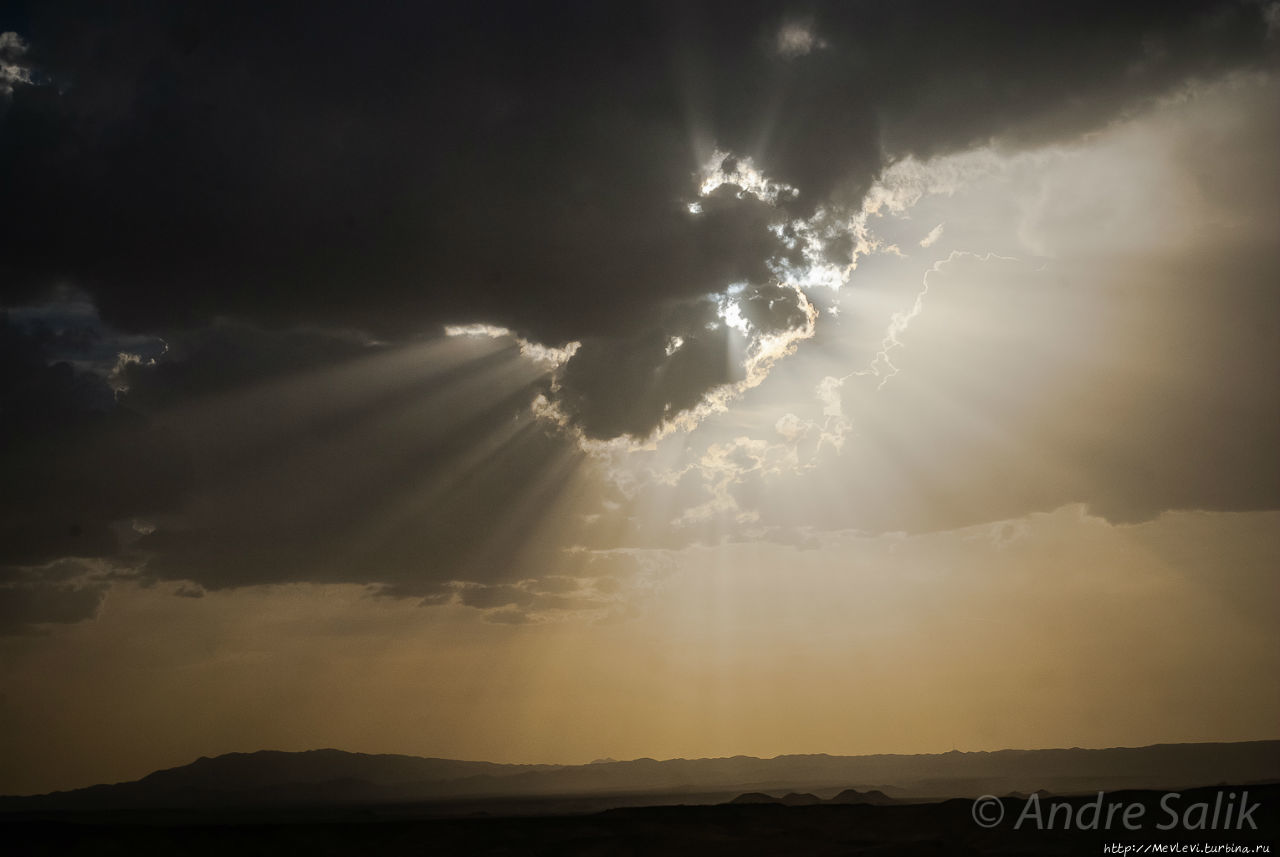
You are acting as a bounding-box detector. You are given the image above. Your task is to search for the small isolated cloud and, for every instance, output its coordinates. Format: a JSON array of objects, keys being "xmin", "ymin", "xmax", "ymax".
[
  {"xmin": 0, "ymin": 32, "xmax": 32, "ymax": 97},
  {"xmin": 919, "ymin": 223, "xmax": 945, "ymax": 247},
  {"xmin": 776, "ymin": 20, "xmax": 825, "ymax": 58}
]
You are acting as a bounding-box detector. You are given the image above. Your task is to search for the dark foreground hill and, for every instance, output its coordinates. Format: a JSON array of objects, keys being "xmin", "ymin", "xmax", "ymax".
[
  {"xmin": 4, "ymin": 783, "xmax": 1277, "ymax": 856},
  {"xmin": 730, "ymin": 789, "xmax": 892, "ymax": 806}
]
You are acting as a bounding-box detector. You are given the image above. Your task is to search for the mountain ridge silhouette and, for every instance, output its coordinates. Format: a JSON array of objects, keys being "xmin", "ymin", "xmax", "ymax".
[{"xmin": 4, "ymin": 740, "xmax": 1278, "ymax": 810}]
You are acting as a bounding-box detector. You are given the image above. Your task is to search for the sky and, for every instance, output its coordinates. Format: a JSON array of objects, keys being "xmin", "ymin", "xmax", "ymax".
[{"xmin": 1, "ymin": 1, "xmax": 1278, "ymax": 795}]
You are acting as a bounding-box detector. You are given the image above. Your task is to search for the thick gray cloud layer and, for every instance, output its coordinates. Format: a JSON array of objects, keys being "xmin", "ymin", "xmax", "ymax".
[
  {"xmin": 1, "ymin": 314, "xmax": 586, "ymax": 599},
  {"xmin": 1, "ymin": 1, "xmax": 1271, "ymax": 341},
  {"xmin": 1, "ymin": 0, "xmax": 1270, "ymax": 442},
  {"xmin": 0, "ymin": 2, "xmax": 1277, "ymax": 628}
]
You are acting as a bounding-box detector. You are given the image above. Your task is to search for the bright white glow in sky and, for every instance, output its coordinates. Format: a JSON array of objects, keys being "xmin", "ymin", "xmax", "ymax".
[
  {"xmin": 445, "ymin": 322, "xmax": 580, "ymax": 367},
  {"xmin": 698, "ymin": 149, "xmax": 799, "ymax": 205}
]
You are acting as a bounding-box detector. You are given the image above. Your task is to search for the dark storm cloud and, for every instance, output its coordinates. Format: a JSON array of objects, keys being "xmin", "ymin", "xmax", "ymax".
[
  {"xmin": 0, "ymin": 313, "xmax": 181, "ymax": 568},
  {"xmin": 591, "ymin": 73, "xmax": 1280, "ymax": 544},
  {"xmin": 0, "ymin": 1, "xmax": 1276, "ymax": 628},
  {"xmin": 122, "ymin": 331, "xmax": 584, "ymax": 595},
  {"xmin": 0, "ymin": 314, "xmax": 591, "ymax": 602},
  {"xmin": 1, "ymin": 0, "xmax": 1270, "ymax": 445},
  {"xmin": 0, "ymin": 2, "xmax": 783, "ymax": 343},
  {"xmin": 1, "ymin": 1, "xmax": 1271, "ymax": 344},
  {"xmin": 557, "ymin": 318, "xmax": 734, "ymax": 440}
]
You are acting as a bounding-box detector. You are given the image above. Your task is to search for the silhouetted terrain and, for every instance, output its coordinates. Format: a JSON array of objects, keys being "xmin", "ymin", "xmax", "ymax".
[
  {"xmin": 5, "ymin": 783, "xmax": 1277, "ymax": 856},
  {"xmin": 0, "ymin": 750, "xmax": 564, "ymax": 810},
  {"xmin": 4, "ymin": 741, "xmax": 1277, "ymax": 811}
]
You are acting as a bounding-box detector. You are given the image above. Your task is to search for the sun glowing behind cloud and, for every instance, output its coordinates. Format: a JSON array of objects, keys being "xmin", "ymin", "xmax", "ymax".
[{"xmin": 3, "ymin": 2, "xmax": 1280, "ymax": 808}]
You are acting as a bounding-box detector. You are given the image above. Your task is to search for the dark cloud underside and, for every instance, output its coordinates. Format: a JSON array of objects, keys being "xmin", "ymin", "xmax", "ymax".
[
  {"xmin": 0, "ymin": 1, "xmax": 1276, "ymax": 629},
  {"xmin": 1, "ymin": 1, "xmax": 1271, "ymax": 342}
]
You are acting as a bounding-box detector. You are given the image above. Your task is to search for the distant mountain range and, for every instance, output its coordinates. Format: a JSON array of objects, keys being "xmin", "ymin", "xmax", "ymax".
[{"xmin": 4, "ymin": 741, "xmax": 1277, "ymax": 811}]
